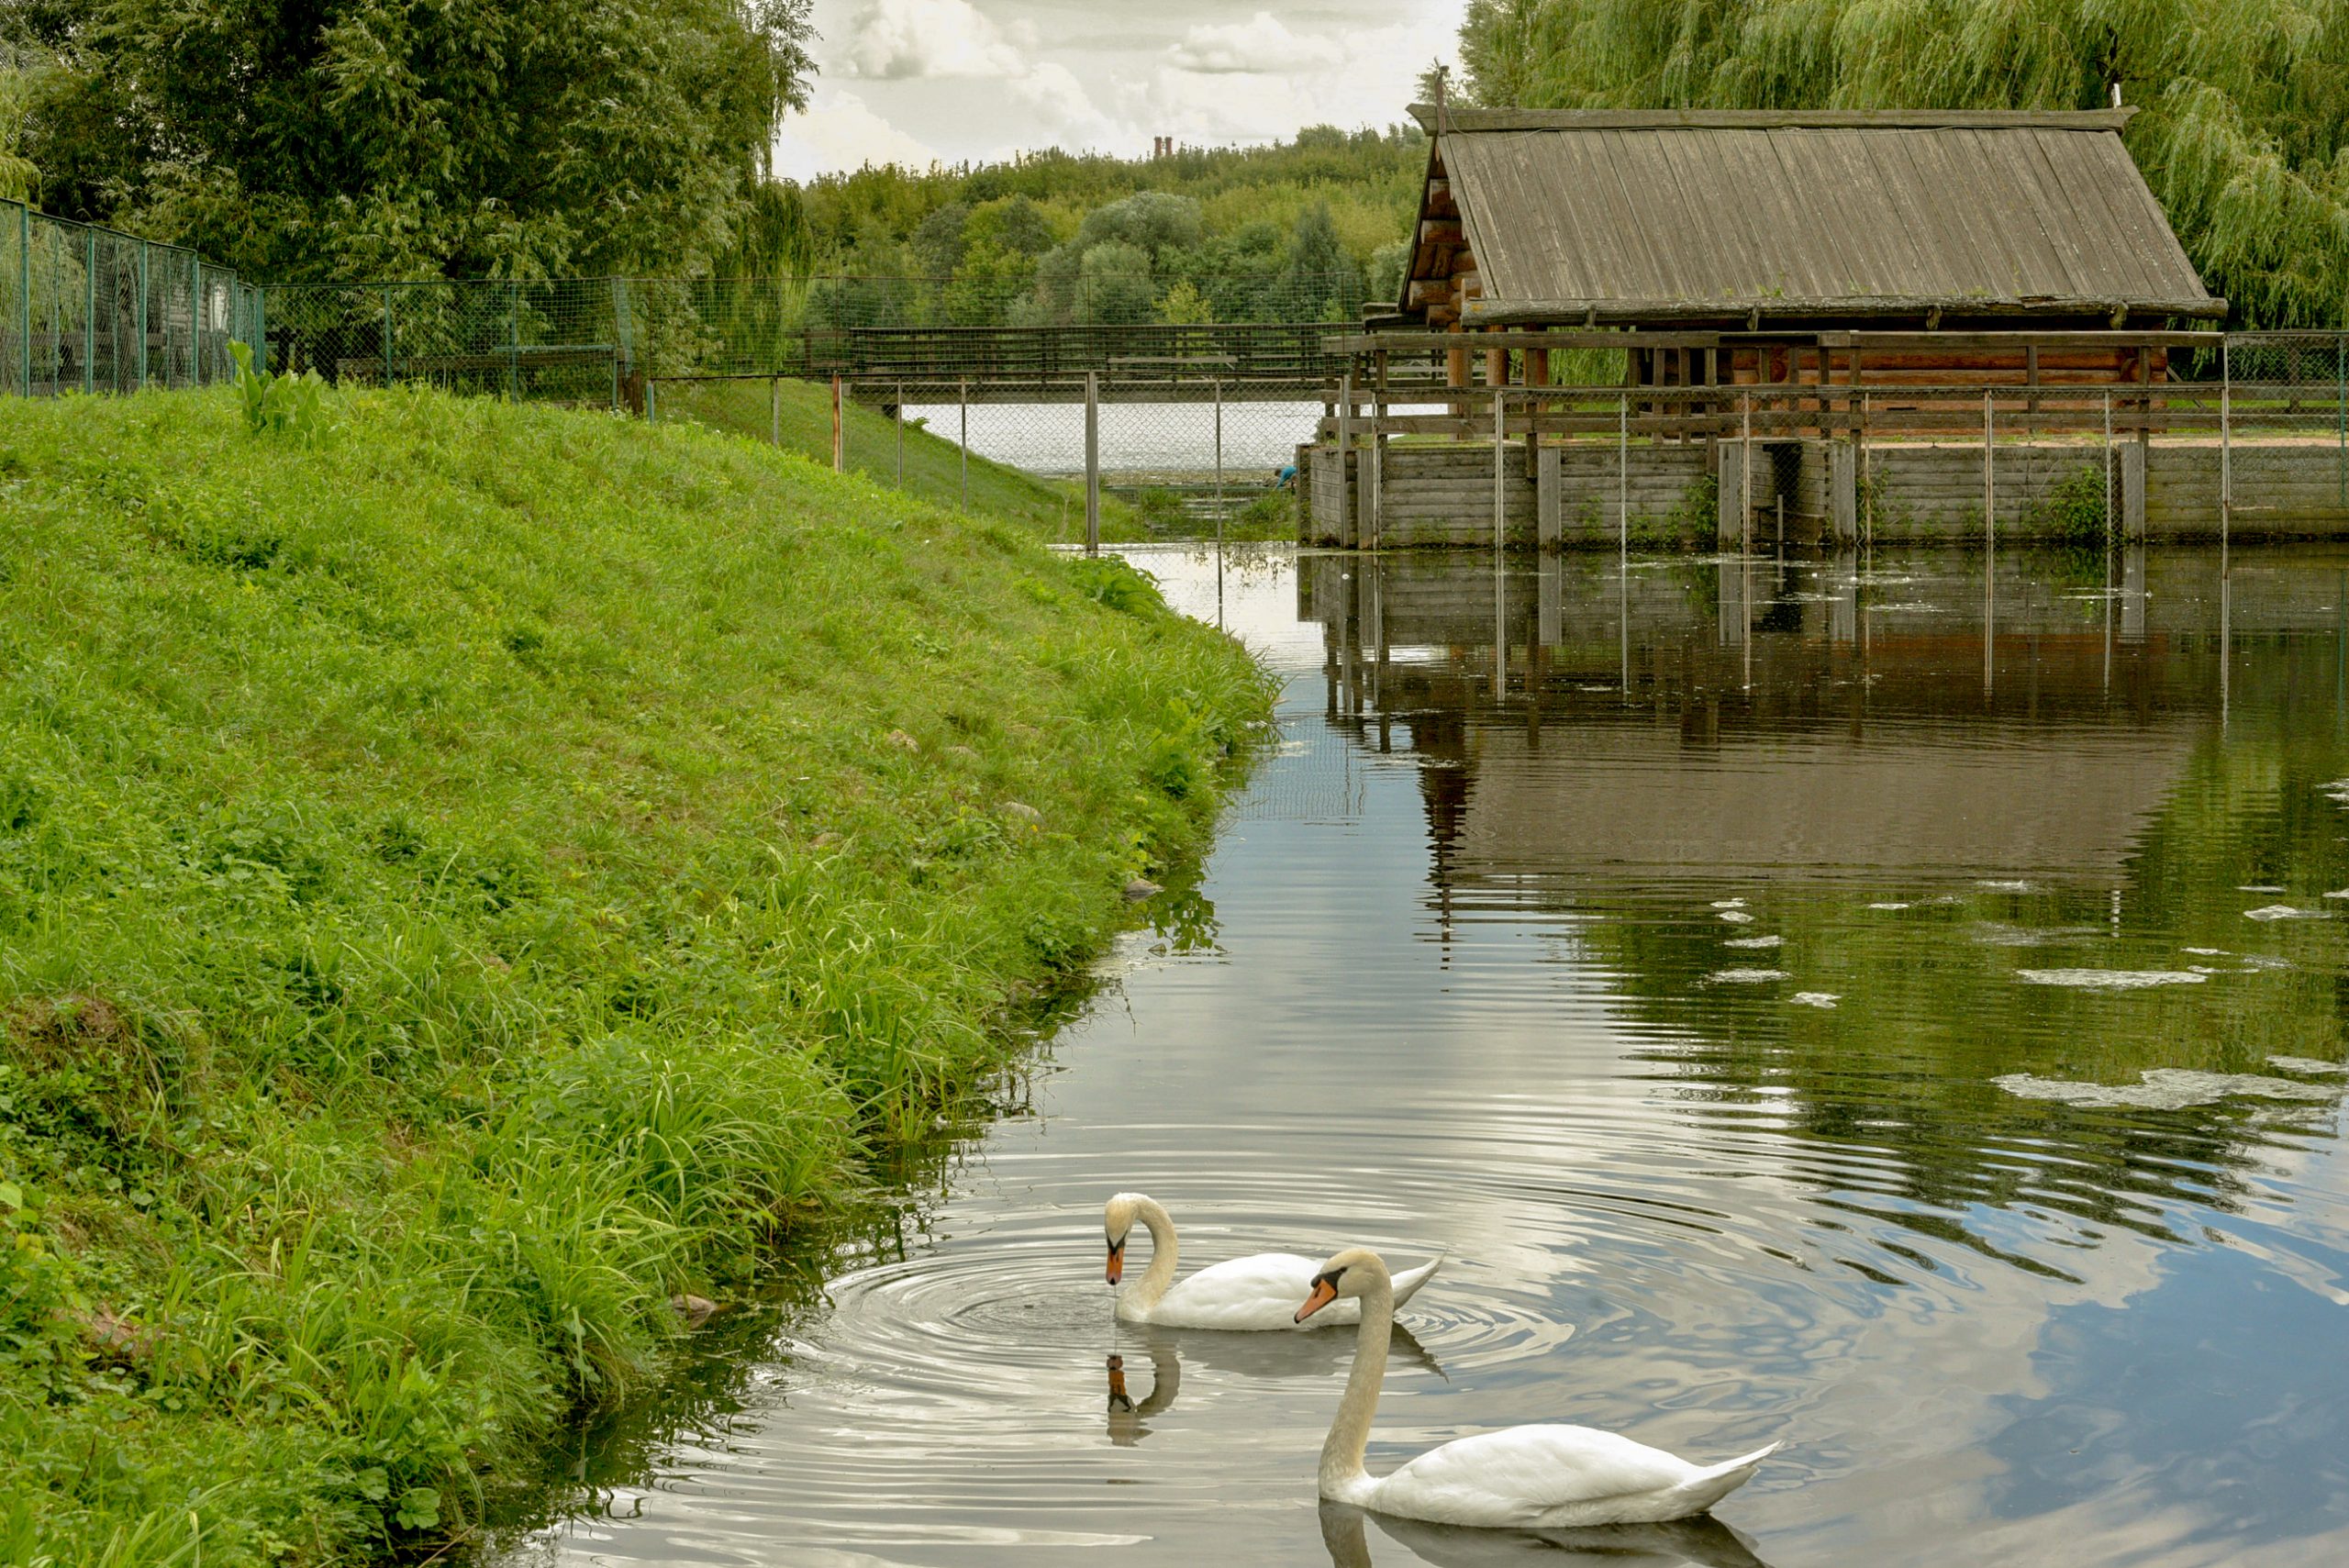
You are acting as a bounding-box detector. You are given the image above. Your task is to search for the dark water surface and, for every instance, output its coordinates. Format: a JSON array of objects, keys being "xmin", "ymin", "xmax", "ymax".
[{"xmin": 507, "ymin": 544, "xmax": 2349, "ymax": 1568}]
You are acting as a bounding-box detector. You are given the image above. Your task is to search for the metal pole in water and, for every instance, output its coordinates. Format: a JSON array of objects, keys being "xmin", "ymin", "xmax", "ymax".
[
  {"xmin": 2221, "ymin": 339, "xmax": 2232, "ymax": 562},
  {"xmin": 1085, "ymin": 370, "xmax": 1100, "ymax": 557},
  {"xmin": 2114, "ymin": 394, "xmax": 2132, "ymax": 549},
  {"xmin": 1619, "ymin": 390, "xmax": 1630, "ymax": 566},
  {"xmin": 1740, "ymin": 393, "xmax": 1753, "ymax": 556},
  {"xmin": 1493, "ymin": 384, "xmax": 1507, "ymax": 553},
  {"xmin": 959, "ymin": 379, "xmax": 969, "ymax": 511},
  {"xmin": 1213, "ymin": 379, "xmax": 1224, "ymax": 550},
  {"xmin": 1985, "ymin": 391, "xmax": 1996, "ymax": 702}
]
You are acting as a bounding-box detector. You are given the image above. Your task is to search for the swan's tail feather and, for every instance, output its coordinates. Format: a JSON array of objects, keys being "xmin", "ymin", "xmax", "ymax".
[
  {"xmin": 1389, "ymin": 1251, "xmax": 1445, "ymax": 1308},
  {"xmin": 1672, "ymin": 1441, "xmax": 1779, "ymax": 1514}
]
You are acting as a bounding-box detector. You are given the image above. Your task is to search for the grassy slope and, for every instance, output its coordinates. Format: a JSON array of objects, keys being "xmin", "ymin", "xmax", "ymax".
[
  {"xmin": 0, "ymin": 389, "xmax": 1267, "ymax": 1565},
  {"xmin": 649, "ymin": 376, "xmax": 1149, "ymax": 543}
]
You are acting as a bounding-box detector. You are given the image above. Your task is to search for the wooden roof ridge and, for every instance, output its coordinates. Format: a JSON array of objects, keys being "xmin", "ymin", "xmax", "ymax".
[{"xmin": 1405, "ymin": 106, "xmax": 2138, "ymax": 134}]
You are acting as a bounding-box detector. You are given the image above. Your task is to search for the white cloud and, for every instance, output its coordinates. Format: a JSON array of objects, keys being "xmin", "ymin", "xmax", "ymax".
[
  {"xmin": 772, "ymin": 88, "xmax": 944, "ymax": 181},
  {"xmin": 1168, "ymin": 12, "xmax": 1342, "ymax": 75},
  {"xmin": 1143, "ymin": 13, "xmax": 1459, "ymax": 145},
  {"xmin": 838, "ymin": 0, "xmax": 1030, "ymax": 81},
  {"xmin": 1008, "ymin": 61, "xmax": 1120, "ymax": 147}
]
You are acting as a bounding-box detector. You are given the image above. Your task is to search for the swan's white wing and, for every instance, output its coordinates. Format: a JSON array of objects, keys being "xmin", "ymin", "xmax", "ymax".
[
  {"xmin": 1149, "ymin": 1251, "xmax": 1327, "ymax": 1329},
  {"xmin": 1389, "ymin": 1253, "xmax": 1444, "ymax": 1308},
  {"xmin": 1370, "ymin": 1425, "xmax": 1701, "ymax": 1528}
]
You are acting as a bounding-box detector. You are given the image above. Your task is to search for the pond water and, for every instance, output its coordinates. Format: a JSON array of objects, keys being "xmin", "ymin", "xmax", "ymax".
[{"xmin": 506, "ymin": 543, "xmax": 2349, "ymax": 1568}]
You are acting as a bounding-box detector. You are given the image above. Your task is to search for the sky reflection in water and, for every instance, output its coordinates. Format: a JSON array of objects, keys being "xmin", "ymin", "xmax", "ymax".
[{"xmin": 507, "ymin": 543, "xmax": 2349, "ymax": 1568}]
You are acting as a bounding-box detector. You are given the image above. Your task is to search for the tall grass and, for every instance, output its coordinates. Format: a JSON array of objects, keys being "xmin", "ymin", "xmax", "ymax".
[{"xmin": 0, "ymin": 385, "xmax": 1270, "ymax": 1564}]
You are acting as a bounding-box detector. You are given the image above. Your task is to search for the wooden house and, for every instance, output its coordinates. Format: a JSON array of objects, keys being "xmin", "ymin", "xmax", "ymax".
[{"xmin": 1393, "ymin": 106, "xmax": 2224, "ymax": 395}]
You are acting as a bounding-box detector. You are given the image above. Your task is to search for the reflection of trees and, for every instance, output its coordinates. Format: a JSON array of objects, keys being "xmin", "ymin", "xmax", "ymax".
[{"xmin": 1314, "ymin": 551, "xmax": 2349, "ymax": 1269}]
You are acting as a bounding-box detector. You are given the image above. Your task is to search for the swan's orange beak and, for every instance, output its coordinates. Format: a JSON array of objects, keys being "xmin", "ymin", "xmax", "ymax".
[
  {"xmin": 1106, "ymin": 1239, "xmax": 1124, "ymax": 1286},
  {"xmin": 1296, "ymin": 1276, "xmax": 1339, "ymax": 1323}
]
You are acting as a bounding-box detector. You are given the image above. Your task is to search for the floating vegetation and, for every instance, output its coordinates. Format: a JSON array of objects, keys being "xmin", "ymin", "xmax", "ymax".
[
  {"xmin": 2243, "ymin": 905, "xmax": 2331, "ymax": 921},
  {"xmin": 2269, "ymin": 1056, "xmax": 2349, "ymax": 1075},
  {"xmin": 1996, "ymin": 1069, "xmax": 2337, "ymax": 1110},
  {"xmin": 1724, "ymin": 935, "xmax": 1783, "ymax": 950},
  {"xmin": 1718, "ymin": 910, "xmax": 1756, "ymax": 924},
  {"xmin": 1789, "ymin": 993, "xmax": 1840, "ymax": 1008},
  {"xmin": 2015, "ymin": 969, "xmax": 2208, "ymax": 990},
  {"xmin": 1707, "ymin": 967, "xmax": 1789, "ymax": 984}
]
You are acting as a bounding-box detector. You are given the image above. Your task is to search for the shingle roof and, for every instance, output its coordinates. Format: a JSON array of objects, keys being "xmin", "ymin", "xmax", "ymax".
[{"xmin": 1404, "ymin": 107, "xmax": 2221, "ymax": 323}]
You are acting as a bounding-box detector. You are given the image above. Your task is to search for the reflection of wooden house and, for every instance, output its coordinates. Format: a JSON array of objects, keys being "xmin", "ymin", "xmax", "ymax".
[{"xmin": 1394, "ymin": 106, "xmax": 2223, "ymax": 396}]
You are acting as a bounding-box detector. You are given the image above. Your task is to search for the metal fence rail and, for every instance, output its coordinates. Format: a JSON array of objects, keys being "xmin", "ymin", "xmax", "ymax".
[{"xmin": 0, "ymin": 197, "xmax": 263, "ymax": 397}]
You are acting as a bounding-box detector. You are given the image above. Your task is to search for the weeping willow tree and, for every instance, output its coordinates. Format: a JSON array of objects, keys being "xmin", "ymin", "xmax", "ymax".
[{"xmin": 1456, "ymin": 0, "xmax": 2349, "ymax": 327}]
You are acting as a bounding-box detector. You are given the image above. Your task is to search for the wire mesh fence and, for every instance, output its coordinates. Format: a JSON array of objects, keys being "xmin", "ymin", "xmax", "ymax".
[
  {"xmin": 260, "ymin": 272, "xmax": 1369, "ymax": 396},
  {"xmin": 636, "ymin": 372, "xmax": 1315, "ymax": 541},
  {"xmin": 0, "ymin": 197, "xmax": 263, "ymax": 396}
]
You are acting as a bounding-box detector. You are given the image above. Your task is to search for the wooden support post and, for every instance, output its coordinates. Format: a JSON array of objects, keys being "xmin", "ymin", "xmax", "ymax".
[
  {"xmin": 1369, "ymin": 384, "xmax": 1385, "ymax": 550},
  {"xmin": 1485, "ymin": 324, "xmax": 1507, "ymax": 390},
  {"xmin": 1537, "ymin": 442, "xmax": 1562, "ymax": 550},
  {"xmin": 1084, "ymin": 370, "xmax": 1100, "ymax": 556},
  {"xmin": 830, "ymin": 375, "xmax": 844, "ymax": 471}
]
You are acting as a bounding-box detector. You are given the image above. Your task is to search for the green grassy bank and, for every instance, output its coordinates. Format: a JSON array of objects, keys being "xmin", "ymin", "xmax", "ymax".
[
  {"xmin": 0, "ymin": 388, "xmax": 1269, "ymax": 1564},
  {"xmin": 646, "ymin": 376, "xmax": 1149, "ymax": 543}
]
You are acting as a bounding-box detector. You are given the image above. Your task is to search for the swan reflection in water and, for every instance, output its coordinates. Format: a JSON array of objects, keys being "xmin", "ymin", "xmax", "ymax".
[
  {"xmin": 1320, "ymin": 1499, "xmax": 1773, "ymax": 1568},
  {"xmin": 1104, "ymin": 1346, "xmax": 1178, "ymax": 1446},
  {"xmin": 1103, "ymin": 1323, "xmax": 1446, "ymax": 1447}
]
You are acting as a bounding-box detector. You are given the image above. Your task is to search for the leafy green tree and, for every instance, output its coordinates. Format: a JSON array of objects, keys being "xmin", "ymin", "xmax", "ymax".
[
  {"xmin": 1073, "ymin": 190, "xmax": 1204, "ymax": 261},
  {"xmin": 1454, "ymin": 0, "xmax": 2349, "ymax": 327},
  {"xmin": 1074, "ymin": 239, "xmax": 1155, "ymax": 324},
  {"xmin": 6, "ymin": 0, "xmax": 814, "ymax": 281},
  {"xmin": 1282, "ymin": 201, "xmax": 1363, "ymax": 321}
]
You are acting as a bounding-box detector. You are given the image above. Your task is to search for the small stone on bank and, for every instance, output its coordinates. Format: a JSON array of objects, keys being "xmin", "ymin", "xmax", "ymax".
[
  {"xmin": 1123, "ymin": 878, "xmax": 1163, "ymax": 901},
  {"xmin": 670, "ymin": 1294, "xmax": 718, "ymax": 1325},
  {"xmin": 1003, "ymin": 802, "xmax": 1043, "ymax": 826},
  {"xmin": 885, "ymin": 728, "xmax": 918, "ymax": 751}
]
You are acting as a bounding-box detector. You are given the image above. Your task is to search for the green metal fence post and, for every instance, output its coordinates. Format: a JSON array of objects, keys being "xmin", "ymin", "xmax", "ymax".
[
  {"xmin": 384, "ymin": 284, "xmax": 395, "ymax": 384},
  {"xmin": 190, "ymin": 253, "xmax": 200, "ymax": 383},
  {"xmin": 254, "ymin": 286, "xmax": 266, "ymax": 374},
  {"xmin": 136, "ymin": 241, "xmax": 149, "ymax": 390},
  {"xmin": 84, "ymin": 228, "xmax": 96, "ymax": 394},
  {"xmin": 17, "ymin": 202, "xmax": 28, "ymax": 395},
  {"xmin": 507, "ymin": 278, "xmax": 520, "ymax": 401}
]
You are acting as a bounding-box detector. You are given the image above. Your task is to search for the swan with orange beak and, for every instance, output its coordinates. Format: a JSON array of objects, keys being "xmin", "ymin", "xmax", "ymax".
[
  {"xmin": 1296, "ymin": 1247, "xmax": 1778, "ymax": 1527},
  {"xmin": 1103, "ymin": 1193, "xmax": 1442, "ymax": 1331}
]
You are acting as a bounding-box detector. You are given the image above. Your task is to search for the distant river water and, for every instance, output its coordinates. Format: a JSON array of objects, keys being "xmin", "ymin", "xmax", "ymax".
[{"xmin": 503, "ymin": 543, "xmax": 2349, "ymax": 1568}]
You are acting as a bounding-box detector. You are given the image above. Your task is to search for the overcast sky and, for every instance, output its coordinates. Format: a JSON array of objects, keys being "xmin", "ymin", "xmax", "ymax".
[{"xmin": 775, "ymin": 1, "xmax": 1469, "ymax": 179}]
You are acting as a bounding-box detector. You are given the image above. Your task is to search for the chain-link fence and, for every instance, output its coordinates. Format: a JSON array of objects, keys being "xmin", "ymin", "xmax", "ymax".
[
  {"xmin": 260, "ymin": 272, "xmax": 1367, "ymax": 398},
  {"xmin": 0, "ymin": 197, "xmax": 263, "ymax": 396}
]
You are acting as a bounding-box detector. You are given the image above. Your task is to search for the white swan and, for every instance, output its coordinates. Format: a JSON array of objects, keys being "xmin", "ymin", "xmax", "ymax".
[
  {"xmin": 1297, "ymin": 1248, "xmax": 1778, "ymax": 1528},
  {"xmin": 1105, "ymin": 1194, "xmax": 1442, "ymax": 1330}
]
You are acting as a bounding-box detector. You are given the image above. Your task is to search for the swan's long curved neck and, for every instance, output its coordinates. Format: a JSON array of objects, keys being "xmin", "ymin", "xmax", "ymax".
[
  {"xmin": 1125, "ymin": 1197, "xmax": 1180, "ymax": 1311},
  {"xmin": 1319, "ymin": 1274, "xmax": 1394, "ymax": 1500}
]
